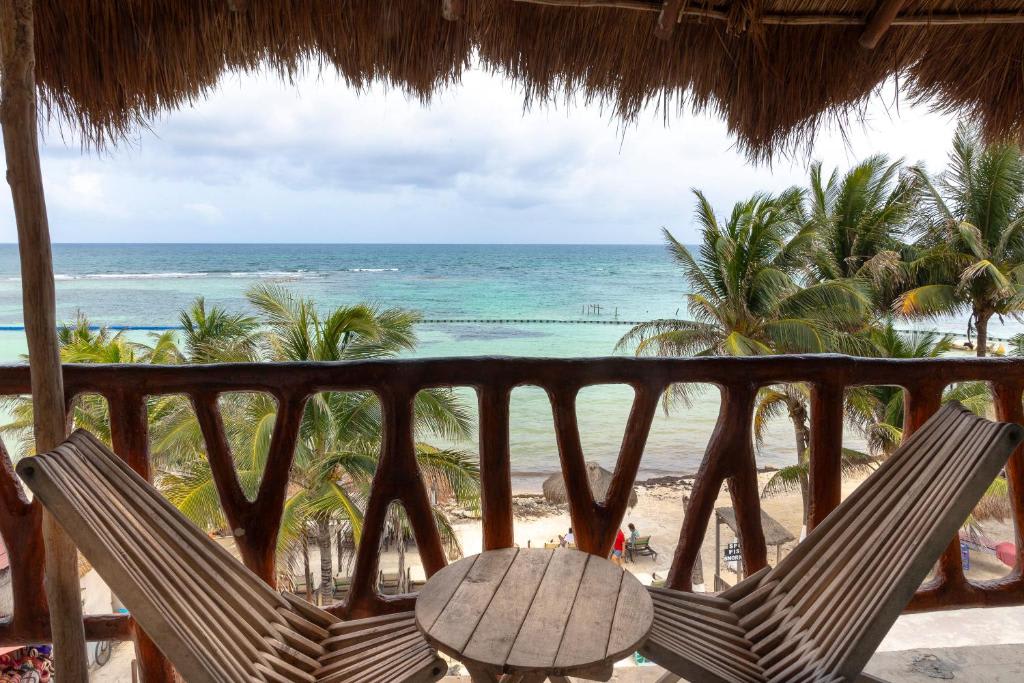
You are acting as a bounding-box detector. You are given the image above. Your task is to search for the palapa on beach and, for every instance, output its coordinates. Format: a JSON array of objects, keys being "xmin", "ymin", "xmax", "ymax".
[
  {"xmin": 542, "ymin": 461, "xmax": 639, "ymax": 508},
  {"xmin": 28, "ymin": 0, "xmax": 1024, "ymax": 160}
]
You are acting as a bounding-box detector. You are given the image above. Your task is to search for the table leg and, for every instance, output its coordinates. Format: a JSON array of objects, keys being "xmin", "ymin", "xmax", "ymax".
[{"xmin": 464, "ymin": 663, "xmax": 500, "ymax": 682}]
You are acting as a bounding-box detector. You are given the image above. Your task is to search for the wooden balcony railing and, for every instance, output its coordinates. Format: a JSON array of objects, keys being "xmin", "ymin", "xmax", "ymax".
[{"xmin": 0, "ymin": 354, "xmax": 1022, "ymax": 652}]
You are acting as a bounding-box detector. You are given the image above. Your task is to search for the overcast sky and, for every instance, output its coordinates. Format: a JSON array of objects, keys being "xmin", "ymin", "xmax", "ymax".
[{"xmin": 0, "ymin": 66, "xmax": 960, "ymax": 245}]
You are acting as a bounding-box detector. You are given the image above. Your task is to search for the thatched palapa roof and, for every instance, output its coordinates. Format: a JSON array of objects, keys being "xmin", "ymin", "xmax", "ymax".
[
  {"xmin": 543, "ymin": 461, "xmax": 639, "ymax": 507},
  {"xmin": 25, "ymin": 0, "xmax": 1024, "ymax": 159},
  {"xmin": 715, "ymin": 506, "xmax": 796, "ymax": 546}
]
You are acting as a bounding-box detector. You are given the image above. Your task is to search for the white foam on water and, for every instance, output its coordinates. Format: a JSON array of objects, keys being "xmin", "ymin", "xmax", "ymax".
[{"xmin": 2, "ymin": 270, "xmax": 320, "ymax": 282}]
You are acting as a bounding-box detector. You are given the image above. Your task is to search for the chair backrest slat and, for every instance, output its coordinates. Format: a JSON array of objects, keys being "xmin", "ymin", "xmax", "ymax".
[
  {"xmin": 17, "ymin": 430, "xmax": 344, "ymax": 683},
  {"xmin": 735, "ymin": 402, "xmax": 1021, "ymax": 682},
  {"xmin": 44, "ymin": 451, "xmax": 267, "ymax": 680}
]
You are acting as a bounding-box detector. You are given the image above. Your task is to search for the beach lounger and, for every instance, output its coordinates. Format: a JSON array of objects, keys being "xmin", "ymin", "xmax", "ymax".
[
  {"xmin": 16, "ymin": 430, "xmax": 448, "ymax": 683},
  {"xmin": 627, "ymin": 535, "xmax": 658, "ymax": 562},
  {"xmin": 640, "ymin": 402, "xmax": 1023, "ymax": 683},
  {"xmin": 378, "ymin": 570, "xmax": 402, "ymax": 595}
]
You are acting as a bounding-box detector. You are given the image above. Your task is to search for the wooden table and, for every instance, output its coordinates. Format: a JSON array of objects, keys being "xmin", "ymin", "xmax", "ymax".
[{"xmin": 415, "ymin": 547, "xmax": 653, "ymax": 682}]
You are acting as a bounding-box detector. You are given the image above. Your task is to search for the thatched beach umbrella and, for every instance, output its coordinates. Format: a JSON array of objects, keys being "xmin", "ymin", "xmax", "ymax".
[{"xmin": 543, "ymin": 462, "xmax": 638, "ymax": 508}]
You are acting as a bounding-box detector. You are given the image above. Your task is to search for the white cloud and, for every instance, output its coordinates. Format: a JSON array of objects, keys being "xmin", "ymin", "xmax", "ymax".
[
  {"xmin": 184, "ymin": 202, "xmax": 224, "ymax": 224},
  {"xmin": 0, "ymin": 65, "xmax": 961, "ymax": 244}
]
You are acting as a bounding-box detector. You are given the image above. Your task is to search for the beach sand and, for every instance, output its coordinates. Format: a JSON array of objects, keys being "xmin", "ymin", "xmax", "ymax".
[{"xmin": 448, "ymin": 473, "xmax": 808, "ymax": 589}]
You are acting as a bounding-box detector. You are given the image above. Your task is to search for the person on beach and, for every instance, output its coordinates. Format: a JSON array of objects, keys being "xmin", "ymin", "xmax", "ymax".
[
  {"xmin": 560, "ymin": 527, "xmax": 575, "ymax": 547},
  {"xmin": 611, "ymin": 528, "xmax": 626, "ymax": 566},
  {"xmin": 627, "ymin": 523, "xmax": 639, "ymax": 546}
]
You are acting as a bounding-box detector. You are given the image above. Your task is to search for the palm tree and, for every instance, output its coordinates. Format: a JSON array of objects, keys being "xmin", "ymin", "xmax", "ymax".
[
  {"xmin": 763, "ymin": 322, "xmax": 1005, "ymax": 528},
  {"xmin": 617, "ymin": 189, "xmax": 871, "ymax": 360},
  {"xmin": 0, "ymin": 316, "xmax": 164, "ymax": 455},
  {"xmin": 617, "ymin": 190, "xmax": 872, "ymax": 533},
  {"xmin": 844, "ymin": 323, "xmax": 958, "ymax": 457},
  {"xmin": 803, "ymin": 155, "xmax": 917, "ymax": 313},
  {"xmin": 177, "ymin": 297, "xmax": 259, "ymax": 363},
  {"xmin": 757, "ymin": 323, "xmax": 983, "ymax": 530},
  {"xmin": 897, "ymin": 124, "xmax": 1024, "ymax": 356},
  {"xmin": 159, "ymin": 286, "xmax": 478, "ymax": 601}
]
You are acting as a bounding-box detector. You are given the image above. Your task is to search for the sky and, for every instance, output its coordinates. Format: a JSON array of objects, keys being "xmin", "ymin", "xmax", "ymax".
[{"xmin": 0, "ymin": 65, "xmax": 961, "ymax": 245}]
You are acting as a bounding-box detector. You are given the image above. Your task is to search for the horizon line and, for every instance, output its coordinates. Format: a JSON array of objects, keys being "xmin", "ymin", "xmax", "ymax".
[{"xmin": 0, "ymin": 241, "xmax": 671, "ymax": 247}]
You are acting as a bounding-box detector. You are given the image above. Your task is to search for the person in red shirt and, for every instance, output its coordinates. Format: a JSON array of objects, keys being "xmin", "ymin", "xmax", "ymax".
[{"xmin": 611, "ymin": 528, "xmax": 626, "ymax": 567}]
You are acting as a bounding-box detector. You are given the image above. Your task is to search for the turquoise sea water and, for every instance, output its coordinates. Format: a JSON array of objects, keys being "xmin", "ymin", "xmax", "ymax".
[{"xmin": 0, "ymin": 243, "xmax": 1004, "ymax": 486}]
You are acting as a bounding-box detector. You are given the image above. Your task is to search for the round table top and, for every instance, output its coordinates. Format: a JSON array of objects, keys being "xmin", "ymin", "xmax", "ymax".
[{"xmin": 415, "ymin": 547, "xmax": 653, "ymax": 676}]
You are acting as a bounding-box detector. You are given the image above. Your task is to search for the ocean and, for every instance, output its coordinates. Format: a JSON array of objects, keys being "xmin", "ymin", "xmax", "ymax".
[{"xmin": 0, "ymin": 243, "xmax": 1006, "ymax": 487}]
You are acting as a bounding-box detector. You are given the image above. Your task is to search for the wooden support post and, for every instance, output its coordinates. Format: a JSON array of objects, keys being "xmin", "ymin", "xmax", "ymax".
[
  {"xmin": 859, "ymin": 0, "xmax": 906, "ymax": 48},
  {"xmin": 0, "ymin": 0, "xmax": 89, "ymax": 679}
]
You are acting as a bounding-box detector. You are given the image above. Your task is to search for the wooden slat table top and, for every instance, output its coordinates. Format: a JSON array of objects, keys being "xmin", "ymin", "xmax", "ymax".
[{"xmin": 415, "ymin": 547, "xmax": 653, "ymax": 676}]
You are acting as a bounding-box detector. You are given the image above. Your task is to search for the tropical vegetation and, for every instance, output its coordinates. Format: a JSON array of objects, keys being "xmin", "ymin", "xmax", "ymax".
[
  {"xmin": 898, "ymin": 124, "xmax": 1024, "ymax": 356},
  {"xmin": 619, "ymin": 125, "xmax": 1023, "ymax": 529},
  {"xmin": 1, "ymin": 287, "xmax": 479, "ymax": 603}
]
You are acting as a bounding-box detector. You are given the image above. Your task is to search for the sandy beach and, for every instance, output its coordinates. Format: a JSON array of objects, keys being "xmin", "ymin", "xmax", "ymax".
[{"xmin": 442, "ymin": 472, "xmax": 1017, "ymax": 591}]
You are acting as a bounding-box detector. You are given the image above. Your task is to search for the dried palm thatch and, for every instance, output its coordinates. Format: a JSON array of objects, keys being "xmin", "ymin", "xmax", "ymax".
[
  {"xmin": 20, "ymin": 0, "xmax": 1024, "ymax": 159},
  {"xmin": 543, "ymin": 461, "xmax": 639, "ymax": 507}
]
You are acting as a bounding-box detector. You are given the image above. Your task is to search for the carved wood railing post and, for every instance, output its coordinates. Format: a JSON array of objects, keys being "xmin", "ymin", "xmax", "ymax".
[
  {"xmin": 193, "ymin": 390, "xmax": 305, "ymax": 585},
  {"xmin": 344, "ymin": 386, "xmax": 445, "ymax": 618},
  {"xmin": 726, "ymin": 384, "xmax": 769, "ymax": 577},
  {"xmin": 107, "ymin": 390, "xmax": 176, "ymax": 683},
  {"xmin": 548, "ymin": 382, "xmax": 603, "ymax": 552},
  {"xmin": 904, "ymin": 381, "xmax": 965, "ymax": 606},
  {"xmin": 478, "ymin": 384, "xmax": 513, "ymax": 550},
  {"xmin": 668, "ymin": 382, "xmax": 766, "ymax": 588},
  {"xmin": 191, "ymin": 391, "xmax": 253, "ymax": 555},
  {"xmin": 596, "ymin": 381, "xmax": 661, "ymax": 552},
  {"xmin": 546, "ymin": 380, "xmax": 659, "ymax": 556},
  {"xmin": 808, "ymin": 381, "xmax": 845, "ymax": 530},
  {"xmin": 248, "ymin": 392, "xmax": 305, "ymax": 585},
  {"xmin": 0, "ymin": 438, "xmax": 47, "ymax": 638},
  {"xmin": 993, "ymin": 382, "xmax": 1024, "ymax": 580}
]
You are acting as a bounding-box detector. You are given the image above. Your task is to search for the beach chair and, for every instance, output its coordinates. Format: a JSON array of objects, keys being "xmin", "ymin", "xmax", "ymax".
[
  {"xmin": 333, "ymin": 575, "xmax": 352, "ymax": 601},
  {"xmin": 378, "ymin": 570, "xmax": 402, "ymax": 596},
  {"xmin": 640, "ymin": 402, "xmax": 1023, "ymax": 683},
  {"xmin": 627, "ymin": 535, "xmax": 658, "ymax": 562},
  {"xmin": 16, "ymin": 430, "xmax": 447, "ymax": 683}
]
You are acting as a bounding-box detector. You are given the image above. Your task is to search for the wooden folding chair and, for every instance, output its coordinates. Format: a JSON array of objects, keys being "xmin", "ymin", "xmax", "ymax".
[
  {"xmin": 640, "ymin": 401, "xmax": 1023, "ymax": 683},
  {"xmin": 17, "ymin": 430, "xmax": 447, "ymax": 683}
]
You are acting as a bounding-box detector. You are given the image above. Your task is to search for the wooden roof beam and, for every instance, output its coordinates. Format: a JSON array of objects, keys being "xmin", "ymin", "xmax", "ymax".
[
  {"xmin": 656, "ymin": 0, "xmax": 685, "ymax": 39},
  {"xmin": 860, "ymin": 0, "xmax": 906, "ymax": 48},
  {"xmin": 443, "ymin": 0, "xmax": 466, "ymax": 21}
]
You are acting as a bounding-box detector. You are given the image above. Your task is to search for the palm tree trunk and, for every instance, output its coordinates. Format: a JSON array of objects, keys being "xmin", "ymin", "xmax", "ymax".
[
  {"xmin": 786, "ymin": 395, "xmax": 811, "ymax": 537},
  {"xmin": 786, "ymin": 396, "xmax": 811, "ymax": 464},
  {"xmin": 317, "ymin": 518, "xmax": 334, "ymax": 602},
  {"xmin": 301, "ymin": 533, "xmax": 312, "ymax": 601},
  {"xmin": 976, "ymin": 310, "xmax": 991, "ymax": 357},
  {"xmin": 799, "ymin": 474, "xmax": 810, "ymax": 529}
]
